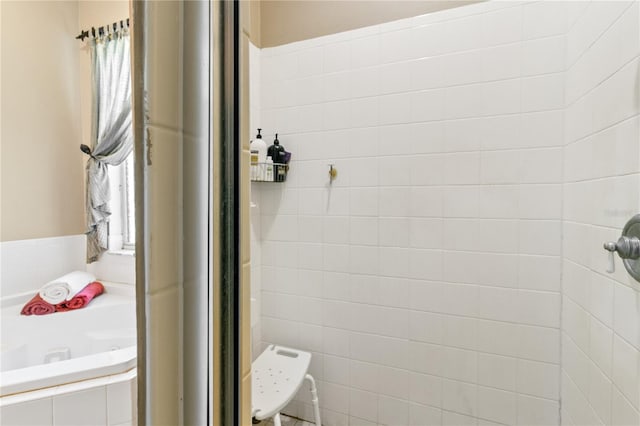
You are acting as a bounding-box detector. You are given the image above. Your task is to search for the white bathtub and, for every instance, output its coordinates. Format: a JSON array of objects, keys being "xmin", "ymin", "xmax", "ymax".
[{"xmin": 0, "ymin": 282, "xmax": 136, "ymax": 396}]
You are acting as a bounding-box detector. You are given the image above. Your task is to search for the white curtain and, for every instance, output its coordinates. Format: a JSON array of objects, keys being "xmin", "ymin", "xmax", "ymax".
[{"xmin": 83, "ymin": 30, "xmax": 132, "ymax": 263}]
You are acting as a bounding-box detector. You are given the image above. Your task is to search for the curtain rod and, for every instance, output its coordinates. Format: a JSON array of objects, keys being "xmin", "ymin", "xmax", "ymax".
[{"xmin": 76, "ymin": 18, "xmax": 130, "ymax": 41}]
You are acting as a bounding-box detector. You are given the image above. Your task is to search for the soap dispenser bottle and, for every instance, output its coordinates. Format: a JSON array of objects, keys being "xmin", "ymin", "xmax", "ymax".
[
  {"xmin": 250, "ymin": 128, "xmax": 267, "ymax": 180},
  {"xmin": 267, "ymin": 133, "xmax": 285, "ymax": 164},
  {"xmin": 268, "ymin": 133, "xmax": 286, "ymax": 181}
]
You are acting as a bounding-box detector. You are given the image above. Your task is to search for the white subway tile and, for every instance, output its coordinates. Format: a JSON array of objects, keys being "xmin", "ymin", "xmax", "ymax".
[
  {"xmin": 379, "ymin": 276, "xmax": 410, "ymax": 308},
  {"xmin": 590, "ymin": 316, "xmax": 614, "ymax": 379},
  {"xmin": 1, "ymin": 398, "xmax": 53, "ymax": 426},
  {"xmin": 476, "ymin": 320, "xmax": 520, "ymax": 358},
  {"xmin": 588, "ymin": 361, "xmax": 613, "ymax": 425},
  {"xmin": 350, "ymin": 34, "xmax": 380, "ymax": 69},
  {"xmin": 444, "ymin": 118, "xmax": 483, "ymax": 152},
  {"xmin": 378, "ymin": 124, "xmax": 415, "ymax": 156},
  {"xmin": 378, "ymin": 395, "xmax": 409, "ymax": 425},
  {"xmin": 443, "ymin": 411, "xmax": 478, "ymax": 426},
  {"xmin": 482, "ymin": 43, "xmax": 523, "ymax": 82},
  {"xmin": 477, "ymin": 353, "xmax": 517, "ymax": 391},
  {"xmin": 379, "ymin": 187, "xmax": 411, "ymax": 217},
  {"xmin": 409, "ymin": 280, "xmax": 446, "ymax": 313},
  {"xmin": 612, "ymin": 386, "xmax": 640, "ymax": 426},
  {"xmin": 612, "ymin": 334, "xmax": 640, "ymax": 410},
  {"xmin": 445, "ymin": 84, "xmax": 484, "ymax": 120},
  {"xmin": 409, "ymin": 372, "xmax": 443, "ymax": 407},
  {"xmin": 614, "ymin": 282, "xmax": 640, "ymax": 350},
  {"xmin": 441, "ymin": 347, "xmax": 478, "ymax": 383},
  {"xmin": 444, "ymin": 152, "xmax": 480, "ymax": 185},
  {"xmin": 442, "ymin": 315, "xmax": 478, "ymax": 351},
  {"xmin": 323, "ymin": 41, "xmax": 351, "ymax": 73},
  {"xmin": 410, "ymin": 187, "xmax": 444, "ymax": 217},
  {"xmin": 524, "ymin": 73, "xmax": 564, "ymax": 113},
  {"xmin": 522, "ymin": 36, "xmax": 566, "ymax": 76},
  {"xmin": 477, "ymin": 286, "xmax": 518, "ymax": 322},
  {"xmin": 517, "ymin": 394, "xmax": 559, "ymax": 426},
  {"xmin": 410, "ymin": 154, "xmax": 445, "ymax": 186},
  {"xmin": 321, "ymin": 382, "xmax": 350, "ymax": 415},
  {"xmin": 351, "ymin": 97, "xmax": 380, "ymax": 127},
  {"xmin": 523, "ymin": 1, "xmax": 567, "ymax": 40},
  {"xmin": 482, "ymin": 79, "xmax": 521, "ymax": 116},
  {"xmin": 379, "ymin": 28, "xmax": 414, "ymax": 64},
  {"xmin": 349, "ymin": 388, "xmax": 378, "ymax": 422},
  {"xmin": 349, "ymin": 67, "xmax": 379, "ymax": 99},
  {"xmin": 409, "ymin": 310, "xmax": 444, "ymax": 344},
  {"xmin": 378, "ymin": 365, "xmax": 410, "ymax": 399},
  {"xmin": 519, "ymin": 185, "xmax": 562, "ymax": 220},
  {"xmin": 476, "ymin": 386, "xmax": 517, "ymax": 425},
  {"xmin": 322, "ymin": 355, "xmax": 350, "ymax": 386},
  {"xmin": 519, "ymin": 220, "xmax": 561, "ymax": 256},
  {"xmin": 379, "ymin": 92, "xmax": 412, "ymax": 125},
  {"xmin": 482, "ymin": 5, "xmax": 523, "ymax": 47},
  {"xmin": 479, "ymin": 185, "xmax": 519, "ymax": 219},
  {"xmin": 441, "ymin": 50, "xmax": 484, "ymax": 87},
  {"xmin": 379, "ymin": 247, "xmax": 410, "ymax": 278},
  {"xmin": 442, "ymin": 379, "xmax": 477, "ymax": 417},
  {"xmin": 409, "ymin": 402, "xmax": 442, "ymax": 426},
  {"xmin": 480, "ymin": 150, "xmax": 520, "ymax": 184},
  {"xmin": 517, "ymin": 358, "xmax": 560, "ymax": 400},
  {"xmin": 350, "ymin": 217, "xmax": 379, "ymax": 246},
  {"xmin": 409, "ymin": 218, "xmax": 444, "ymax": 249},
  {"xmin": 378, "ymin": 157, "xmax": 411, "ymax": 186},
  {"xmin": 378, "ymin": 217, "xmax": 410, "ymax": 248},
  {"xmin": 412, "ymin": 88, "xmax": 446, "ymax": 123},
  {"xmin": 518, "ymin": 325, "xmax": 560, "ymax": 364},
  {"xmin": 53, "ymin": 388, "xmax": 107, "ymax": 426},
  {"xmin": 349, "ymin": 188, "xmax": 379, "ymax": 216},
  {"xmin": 378, "ymin": 61, "xmax": 413, "ymax": 95},
  {"xmin": 411, "ymin": 56, "xmax": 446, "ymax": 90}
]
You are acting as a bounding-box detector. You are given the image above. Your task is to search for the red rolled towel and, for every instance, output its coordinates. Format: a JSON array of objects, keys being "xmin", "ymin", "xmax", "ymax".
[
  {"xmin": 56, "ymin": 281, "xmax": 105, "ymax": 311},
  {"xmin": 21, "ymin": 294, "xmax": 56, "ymax": 316}
]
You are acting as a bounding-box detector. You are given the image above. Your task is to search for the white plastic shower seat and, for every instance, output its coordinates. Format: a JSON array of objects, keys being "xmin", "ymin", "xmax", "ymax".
[{"xmin": 252, "ymin": 345, "xmax": 321, "ymax": 426}]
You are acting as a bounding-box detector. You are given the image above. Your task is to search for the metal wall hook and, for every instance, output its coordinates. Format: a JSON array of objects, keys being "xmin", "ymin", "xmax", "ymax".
[
  {"xmin": 328, "ymin": 164, "xmax": 337, "ymax": 184},
  {"xmin": 603, "ymin": 214, "xmax": 640, "ymax": 282}
]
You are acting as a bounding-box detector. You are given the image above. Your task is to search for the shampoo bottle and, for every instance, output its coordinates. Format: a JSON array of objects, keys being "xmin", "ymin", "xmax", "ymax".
[{"xmin": 265, "ymin": 156, "xmax": 274, "ymax": 182}]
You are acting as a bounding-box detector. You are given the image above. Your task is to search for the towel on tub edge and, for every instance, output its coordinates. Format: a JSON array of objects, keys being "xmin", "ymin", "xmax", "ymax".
[
  {"xmin": 20, "ymin": 294, "xmax": 56, "ymax": 316},
  {"xmin": 56, "ymin": 282, "xmax": 105, "ymax": 311},
  {"xmin": 21, "ymin": 281, "xmax": 105, "ymax": 316},
  {"xmin": 38, "ymin": 271, "xmax": 96, "ymax": 304}
]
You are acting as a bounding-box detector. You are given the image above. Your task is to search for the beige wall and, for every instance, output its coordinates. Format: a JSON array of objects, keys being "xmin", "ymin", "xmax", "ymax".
[
  {"xmin": 260, "ymin": 0, "xmax": 481, "ymax": 47},
  {"xmin": 1, "ymin": 1, "xmax": 84, "ymax": 241},
  {"xmin": 0, "ymin": 1, "xmax": 129, "ymax": 243}
]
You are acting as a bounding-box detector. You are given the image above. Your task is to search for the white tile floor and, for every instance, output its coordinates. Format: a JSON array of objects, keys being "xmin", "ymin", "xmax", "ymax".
[{"xmin": 256, "ymin": 414, "xmax": 314, "ymax": 426}]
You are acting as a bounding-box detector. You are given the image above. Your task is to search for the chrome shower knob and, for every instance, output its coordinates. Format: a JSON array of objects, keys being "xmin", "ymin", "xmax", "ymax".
[
  {"xmin": 603, "ymin": 214, "xmax": 640, "ymax": 282},
  {"xmin": 603, "ymin": 236, "xmax": 640, "ymax": 273}
]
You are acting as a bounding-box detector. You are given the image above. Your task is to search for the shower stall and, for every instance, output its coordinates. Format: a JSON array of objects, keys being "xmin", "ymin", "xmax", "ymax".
[{"xmin": 249, "ymin": 1, "xmax": 640, "ymax": 425}]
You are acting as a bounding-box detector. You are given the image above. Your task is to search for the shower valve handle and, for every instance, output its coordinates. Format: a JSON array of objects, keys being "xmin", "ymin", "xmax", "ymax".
[{"xmin": 603, "ymin": 236, "xmax": 640, "ymax": 273}]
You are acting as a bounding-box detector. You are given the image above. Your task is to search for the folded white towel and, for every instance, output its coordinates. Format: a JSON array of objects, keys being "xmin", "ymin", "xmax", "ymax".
[{"xmin": 38, "ymin": 271, "xmax": 96, "ymax": 305}]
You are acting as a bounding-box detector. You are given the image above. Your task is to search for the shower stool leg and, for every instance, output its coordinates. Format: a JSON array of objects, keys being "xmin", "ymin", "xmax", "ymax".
[
  {"xmin": 305, "ymin": 374, "xmax": 322, "ymax": 426},
  {"xmin": 273, "ymin": 413, "xmax": 282, "ymax": 426}
]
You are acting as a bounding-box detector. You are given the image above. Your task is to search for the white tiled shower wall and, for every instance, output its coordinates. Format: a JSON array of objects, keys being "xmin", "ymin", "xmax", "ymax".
[
  {"xmin": 254, "ymin": 1, "xmax": 575, "ymax": 425},
  {"xmin": 561, "ymin": 2, "xmax": 640, "ymax": 426}
]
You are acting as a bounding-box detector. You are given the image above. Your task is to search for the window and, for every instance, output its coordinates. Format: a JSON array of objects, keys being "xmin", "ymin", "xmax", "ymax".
[
  {"xmin": 107, "ymin": 151, "xmax": 135, "ymax": 252},
  {"xmin": 122, "ymin": 151, "xmax": 135, "ymax": 249}
]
